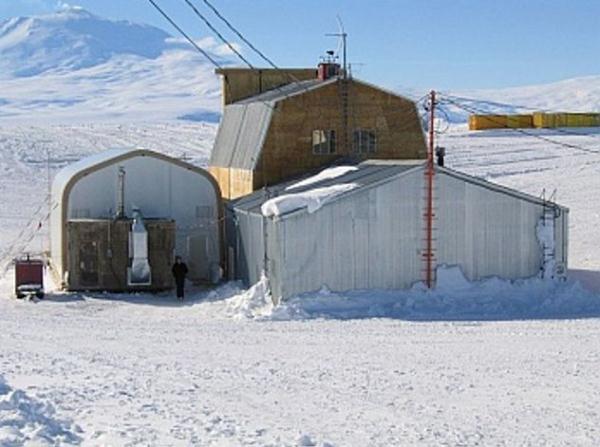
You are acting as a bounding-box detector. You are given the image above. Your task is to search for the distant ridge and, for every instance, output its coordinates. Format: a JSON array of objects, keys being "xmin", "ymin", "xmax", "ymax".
[{"xmin": 0, "ymin": 8, "xmax": 233, "ymax": 123}]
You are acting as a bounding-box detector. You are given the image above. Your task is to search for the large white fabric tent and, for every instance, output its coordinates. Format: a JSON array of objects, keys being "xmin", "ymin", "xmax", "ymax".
[{"xmin": 50, "ymin": 148, "xmax": 223, "ymax": 285}]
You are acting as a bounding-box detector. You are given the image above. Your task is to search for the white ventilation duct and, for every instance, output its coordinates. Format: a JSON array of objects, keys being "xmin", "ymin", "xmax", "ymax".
[{"xmin": 128, "ymin": 209, "xmax": 151, "ymax": 286}]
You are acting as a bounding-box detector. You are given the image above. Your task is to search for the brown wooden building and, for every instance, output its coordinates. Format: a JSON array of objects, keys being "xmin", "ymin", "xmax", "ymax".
[{"xmin": 209, "ymin": 66, "xmax": 427, "ymax": 199}]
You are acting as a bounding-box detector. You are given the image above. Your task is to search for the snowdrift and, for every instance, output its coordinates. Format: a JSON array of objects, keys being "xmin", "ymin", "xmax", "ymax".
[
  {"xmin": 224, "ymin": 266, "xmax": 600, "ymax": 321},
  {"xmin": 0, "ymin": 375, "xmax": 81, "ymax": 446}
]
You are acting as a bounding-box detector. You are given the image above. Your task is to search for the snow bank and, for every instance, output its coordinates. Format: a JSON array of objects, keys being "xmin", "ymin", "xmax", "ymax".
[
  {"xmin": 0, "ymin": 375, "xmax": 81, "ymax": 446},
  {"xmin": 261, "ymin": 184, "xmax": 359, "ymax": 217},
  {"xmin": 233, "ymin": 266, "xmax": 600, "ymax": 321},
  {"xmin": 223, "ymin": 273, "xmax": 274, "ymax": 320},
  {"xmin": 286, "ymin": 166, "xmax": 358, "ymax": 191}
]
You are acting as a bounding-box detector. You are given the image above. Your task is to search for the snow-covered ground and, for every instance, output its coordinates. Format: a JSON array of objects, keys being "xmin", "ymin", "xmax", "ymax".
[
  {"xmin": 2, "ymin": 7, "xmax": 600, "ymax": 446},
  {"xmin": 1, "ymin": 121, "xmax": 600, "ymax": 446}
]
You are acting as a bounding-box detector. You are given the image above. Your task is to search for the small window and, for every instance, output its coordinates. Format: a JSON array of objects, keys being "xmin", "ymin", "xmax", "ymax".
[
  {"xmin": 312, "ymin": 130, "xmax": 336, "ymax": 155},
  {"xmin": 353, "ymin": 129, "xmax": 377, "ymax": 154}
]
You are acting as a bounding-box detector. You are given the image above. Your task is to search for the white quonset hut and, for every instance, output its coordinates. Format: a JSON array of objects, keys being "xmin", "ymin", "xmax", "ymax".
[
  {"xmin": 228, "ymin": 160, "xmax": 569, "ymax": 302},
  {"xmin": 50, "ymin": 149, "xmax": 223, "ymax": 290}
]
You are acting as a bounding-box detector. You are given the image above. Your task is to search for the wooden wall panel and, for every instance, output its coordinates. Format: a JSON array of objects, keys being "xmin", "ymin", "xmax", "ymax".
[
  {"xmin": 209, "ymin": 166, "xmax": 254, "ymax": 200},
  {"xmin": 257, "ymin": 80, "xmax": 427, "ymax": 187}
]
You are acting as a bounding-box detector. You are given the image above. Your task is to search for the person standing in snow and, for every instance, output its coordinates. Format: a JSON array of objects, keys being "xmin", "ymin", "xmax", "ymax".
[{"xmin": 171, "ymin": 256, "xmax": 188, "ymax": 301}]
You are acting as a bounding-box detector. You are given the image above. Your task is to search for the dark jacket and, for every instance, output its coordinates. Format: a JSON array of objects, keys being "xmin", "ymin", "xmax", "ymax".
[{"xmin": 172, "ymin": 262, "xmax": 188, "ymax": 283}]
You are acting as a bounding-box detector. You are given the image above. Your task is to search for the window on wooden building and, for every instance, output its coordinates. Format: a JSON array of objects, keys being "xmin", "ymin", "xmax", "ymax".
[
  {"xmin": 312, "ymin": 129, "xmax": 336, "ymax": 155},
  {"xmin": 353, "ymin": 129, "xmax": 377, "ymax": 154}
]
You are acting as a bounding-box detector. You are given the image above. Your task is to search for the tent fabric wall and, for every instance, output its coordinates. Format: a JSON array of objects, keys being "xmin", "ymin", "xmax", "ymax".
[
  {"xmin": 230, "ymin": 164, "xmax": 568, "ymax": 302},
  {"xmin": 50, "ymin": 149, "xmax": 223, "ymax": 285}
]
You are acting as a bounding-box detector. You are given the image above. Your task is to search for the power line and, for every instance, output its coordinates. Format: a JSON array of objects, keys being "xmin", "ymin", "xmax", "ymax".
[
  {"xmin": 440, "ymin": 93, "xmax": 541, "ymax": 112},
  {"xmin": 182, "ymin": 0, "xmax": 255, "ymax": 69},
  {"xmin": 202, "ymin": 0, "xmax": 280, "ymax": 70},
  {"xmin": 442, "ymin": 93, "xmax": 600, "ymax": 138},
  {"xmin": 440, "ymin": 95, "xmax": 600, "ymax": 155},
  {"xmin": 146, "ymin": 0, "xmax": 223, "ymax": 69},
  {"xmin": 442, "ymin": 93, "xmax": 592, "ymax": 136},
  {"xmin": 200, "ymin": 0, "xmax": 319, "ymax": 89}
]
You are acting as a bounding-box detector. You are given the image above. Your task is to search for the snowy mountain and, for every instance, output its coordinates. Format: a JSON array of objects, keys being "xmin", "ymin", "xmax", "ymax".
[
  {"xmin": 0, "ymin": 7, "xmax": 598, "ymax": 124},
  {"xmin": 0, "ymin": 7, "xmax": 229, "ymax": 123},
  {"xmin": 0, "ymin": 7, "xmax": 174, "ymax": 78}
]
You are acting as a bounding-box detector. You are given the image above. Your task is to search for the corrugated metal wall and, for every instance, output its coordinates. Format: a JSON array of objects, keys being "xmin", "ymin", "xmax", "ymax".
[
  {"xmin": 436, "ymin": 171, "xmax": 542, "ymax": 280},
  {"xmin": 229, "ymin": 209, "xmax": 265, "ymax": 287},
  {"xmin": 210, "ymin": 102, "xmax": 273, "ymax": 170},
  {"xmin": 269, "ymin": 170, "xmax": 424, "ymax": 300},
  {"xmin": 231, "ymin": 167, "xmax": 569, "ymax": 301}
]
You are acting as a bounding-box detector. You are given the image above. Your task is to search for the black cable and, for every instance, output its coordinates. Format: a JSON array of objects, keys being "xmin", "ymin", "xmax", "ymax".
[
  {"xmin": 440, "ymin": 95, "xmax": 600, "ymax": 155},
  {"xmin": 146, "ymin": 0, "xmax": 223, "ymax": 69},
  {"xmin": 443, "ymin": 96, "xmax": 598, "ymax": 154},
  {"xmin": 202, "ymin": 0, "xmax": 279, "ymax": 70},
  {"xmin": 182, "ymin": 0, "xmax": 255, "ymax": 69},
  {"xmin": 440, "ymin": 93, "xmax": 540, "ymax": 112}
]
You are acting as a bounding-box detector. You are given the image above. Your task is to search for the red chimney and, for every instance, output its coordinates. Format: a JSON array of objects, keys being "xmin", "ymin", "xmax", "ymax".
[{"xmin": 318, "ymin": 62, "xmax": 341, "ymax": 80}]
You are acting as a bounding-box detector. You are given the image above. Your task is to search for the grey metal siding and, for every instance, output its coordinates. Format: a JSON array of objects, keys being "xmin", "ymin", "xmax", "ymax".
[
  {"xmin": 210, "ymin": 103, "xmax": 272, "ymax": 170},
  {"xmin": 233, "ymin": 210, "xmax": 265, "ymax": 287},
  {"xmin": 230, "ymin": 162, "xmax": 569, "ymax": 301},
  {"xmin": 436, "ymin": 171, "xmax": 544, "ymax": 280},
  {"xmin": 275, "ymin": 169, "xmax": 424, "ymax": 300}
]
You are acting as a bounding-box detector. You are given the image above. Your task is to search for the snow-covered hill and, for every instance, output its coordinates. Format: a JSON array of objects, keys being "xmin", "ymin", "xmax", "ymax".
[
  {"xmin": 0, "ymin": 7, "xmax": 175, "ymax": 77},
  {"xmin": 2, "ymin": 8, "xmax": 599, "ymax": 125},
  {"xmin": 405, "ymin": 76, "xmax": 600, "ymax": 123},
  {"xmin": 0, "ymin": 7, "xmax": 227, "ymax": 123}
]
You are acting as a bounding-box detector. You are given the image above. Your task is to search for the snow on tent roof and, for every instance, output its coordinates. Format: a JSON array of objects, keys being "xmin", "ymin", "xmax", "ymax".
[
  {"xmin": 231, "ymin": 160, "xmax": 426, "ymax": 216},
  {"xmin": 231, "ymin": 158, "xmax": 567, "ymax": 218}
]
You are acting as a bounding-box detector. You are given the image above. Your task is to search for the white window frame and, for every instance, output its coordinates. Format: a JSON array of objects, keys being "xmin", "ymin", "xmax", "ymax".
[{"xmin": 312, "ymin": 129, "xmax": 336, "ymax": 155}]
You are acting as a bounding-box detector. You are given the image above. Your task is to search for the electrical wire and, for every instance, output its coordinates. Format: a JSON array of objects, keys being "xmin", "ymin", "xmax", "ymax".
[
  {"xmin": 439, "ymin": 93, "xmax": 541, "ymax": 112},
  {"xmin": 182, "ymin": 0, "xmax": 255, "ymax": 69},
  {"xmin": 442, "ymin": 93, "xmax": 600, "ymax": 139},
  {"xmin": 201, "ymin": 0, "xmax": 279, "ymax": 70},
  {"xmin": 146, "ymin": 0, "xmax": 223, "ymax": 69},
  {"xmin": 440, "ymin": 95, "xmax": 600, "ymax": 155}
]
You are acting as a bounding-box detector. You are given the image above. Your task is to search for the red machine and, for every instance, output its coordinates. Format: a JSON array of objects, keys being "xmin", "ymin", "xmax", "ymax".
[{"xmin": 14, "ymin": 255, "xmax": 44, "ymax": 299}]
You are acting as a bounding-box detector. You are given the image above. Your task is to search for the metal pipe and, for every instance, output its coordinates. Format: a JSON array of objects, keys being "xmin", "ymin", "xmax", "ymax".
[{"xmin": 117, "ymin": 166, "xmax": 125, "ymax": 219}]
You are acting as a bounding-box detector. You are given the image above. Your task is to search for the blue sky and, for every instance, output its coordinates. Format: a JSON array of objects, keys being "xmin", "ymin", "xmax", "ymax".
[{"xmin": 1, "ymin": 0, "xmax": 599, "ymax": 90}]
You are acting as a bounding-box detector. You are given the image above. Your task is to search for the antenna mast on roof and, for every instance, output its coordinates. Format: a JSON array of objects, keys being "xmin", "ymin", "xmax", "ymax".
[{"xmin": 326, "ymin": 15, "xmax": 347, "ymax": 79}]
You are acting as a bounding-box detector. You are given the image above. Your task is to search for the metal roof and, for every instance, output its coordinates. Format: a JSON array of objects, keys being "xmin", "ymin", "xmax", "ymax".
[
  {"xmin": 209, "ymin": 79, "xmax": 336, "ymax": 170},
  {"xmin": 235, "ymin": 78, "xmax": 335, "ymax": 104},
  {"xmin": 230, "ymin": 160, "xmax": 568, "ymax": 217},
  {"xmin": 230, "ymin": 160, "xmax": 425, "ymax": 215},
  {"xmin": 209, "ymin": 77, "xmax": 420, "ymax": 170},
  {"xmin": 209, "ymin": 101, "xmax": 273, "ymax": 170}
]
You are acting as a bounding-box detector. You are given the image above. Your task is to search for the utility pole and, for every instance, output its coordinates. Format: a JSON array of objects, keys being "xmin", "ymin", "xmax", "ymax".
[{"xmin": 424, "ymin": 90, "xmax": 436, "ymax": 289}]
